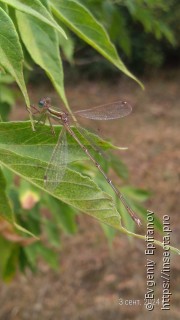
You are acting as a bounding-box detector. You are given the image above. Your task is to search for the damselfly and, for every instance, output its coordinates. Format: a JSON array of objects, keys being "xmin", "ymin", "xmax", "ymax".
[{"xmin": 30, "ymin": 97, "xmax": 141, "ymax": 226}]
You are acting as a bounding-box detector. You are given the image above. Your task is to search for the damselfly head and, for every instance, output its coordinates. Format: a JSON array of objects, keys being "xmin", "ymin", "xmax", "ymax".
[
  {"xmin": 38, "ymin": 98, "xmax": 46, "ymax": 108},
  {"xmin": 38, "ymin": 97, "xmax": 51, "ymax": 108}
]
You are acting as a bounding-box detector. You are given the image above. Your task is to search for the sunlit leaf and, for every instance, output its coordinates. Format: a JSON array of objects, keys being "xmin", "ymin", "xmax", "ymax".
[
  {"xmin": 0, "ymin": 7, "xmax": 29, "ymax": 105},
  {"xmin": 1, "ymin": 0, "xmax": 67, "ymax": 38},
  {"xmin": 0, "ymin": 121, "xmax": 122, "ymax": 230},
  {"xmin": 50, "ymin": 0, "xmax": 143, "ymax": 88},
  {"xmin": 0, "ymin": 121, "xmax": 119, "ymax": 164},
  {"xmin": 16, "ymin": 8, "xmax": 68, "ymax": 108}
]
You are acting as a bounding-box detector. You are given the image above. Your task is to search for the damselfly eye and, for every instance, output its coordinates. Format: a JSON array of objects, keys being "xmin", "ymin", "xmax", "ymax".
[{"xmin": 38, "ymin": 100, "xmax": 45, "ymax": 108}]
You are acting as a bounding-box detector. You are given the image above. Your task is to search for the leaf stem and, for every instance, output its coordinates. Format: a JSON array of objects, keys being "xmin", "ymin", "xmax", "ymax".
[{"xmin": 120, "ymin": 226, "xmax": 180, "ymax": 255}]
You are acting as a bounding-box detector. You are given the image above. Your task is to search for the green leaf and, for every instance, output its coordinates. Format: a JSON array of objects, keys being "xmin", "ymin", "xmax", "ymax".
[
  {"xmin": 158, "ymin": 22, "xmax": 176, "ymax": 46},
  {"xmin": 1, "ymin": 166, "xmax": 13, "ymax": 186},
  {"xmin": 43, "ymin": 218, "xmax": 61, "ymax": 247},
  {"xmin": 119, "ymin": 201, "xmax": 135, "ymax": 233},
  {"xmin": 2, "ymin": 245, "xmax": 18, "ymax": 281},
  {"xmin": 0, "ymin": 0, "xmax": 67, "ymax": 38},
  {"xmin": 121, "ymin": 186, "xmax": 151, "ymax": 202},
  {"xmin": 0, "ymin": 121, "xmax": 119, "ymax": 164},
  {"xmin": 0, "ymin": 85, "xmax": 15, "ymax": 105},
  {"xmin": 132, "ymin": 202, "xmax": 163, "ymax": 232},
  {"xmin": 0, "ymin": 102, "xmax": 11, "ymax": 121},
  {"xmin": 0, "ymin": 166, "xmax": 38, "ymax": 237},
  {"xmin": 101, "ymin": 223, "xmax": 116, "ymax": 246},
  {"xmin": 34, "ymin": 243, "xmax": 59, "ymax": 269},
  {"xmin": 58, "ymin": 29, "xmax": 74, "ymax": 63},
  {"xmin": 0, "ymin": 82, "xmax": 15, "ymax": 121},
  {"xmin": 24, "ymin": 242, "xmax": 59, "ymax": 270},
  {"xmin": 19, "ymin": 247, "xmax": 28, "ymax": 272},
  {"xmin": 16, "ymin": 10, "xmax": 68, "ymax": 107},
  {"xmin": 50, "ymin": 0, "xmax": 143, "ymax": 88},
  {"xmin": 0, "ymin": 236, "xmax": 17, "ymax": 281},
  {"xmin": 0, "ymin": 166, "xmax": 14, "ymax": 223},
  {"xmin": 110, "ymin": 153, "xmax": 129, "ymax": 180},
  {"xmin": 14, "ymin": 222, "xmax": 39, "ymax": 239},
  {"xmin": 0, "ymin": 121, "xmax": 122, "ymax": 230},
  {"xmin": 0, "ymin": 2, "xmax": 8, "ymax": 11},
  {"xmin": 0, "ymin": 73, "xmax": 14, "ymax": 84},
  {"xmin": 120, "ymin": 225, "xmax": 180, "ymax": 255},
  {"xmin": 0, "ymin": 7, "xmax": 29, "ymax": 105},
  {"xmin": 24, "ymin": 243, "xmax": 37, "ymax": 269},
  {"xmin": 44, "ymin": 196, "xmax": 77, "ymax": 234}
]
